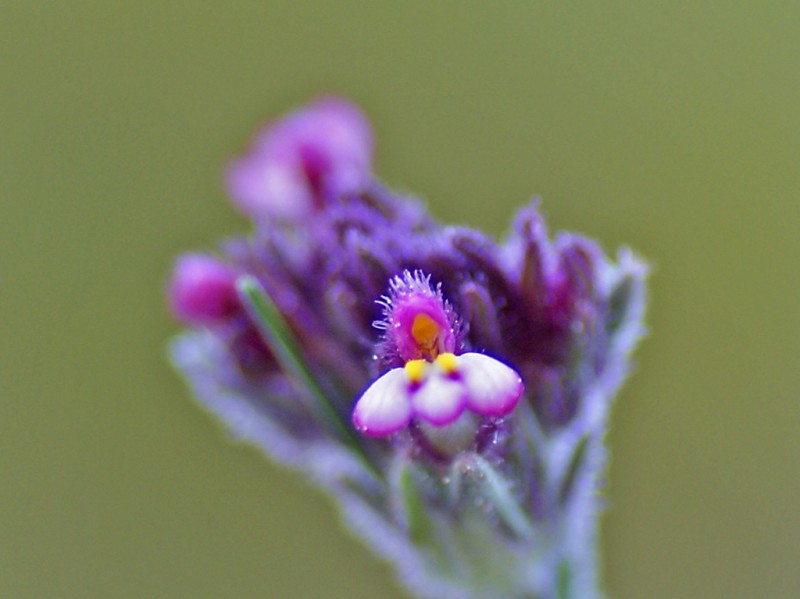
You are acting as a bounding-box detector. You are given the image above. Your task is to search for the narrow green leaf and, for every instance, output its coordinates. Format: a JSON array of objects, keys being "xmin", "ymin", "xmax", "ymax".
[
  {"xmin": 557, "ymin": 559, "xmax": 572, "ymax": 599},
  {"xmin": 397, "ymin": 461, "xmax": 431, "ymax": 544},
  {"xmin": 606, "ymin": 272, "xmax": 634, "ymax": 335},
  {"xmin": 236, "ymin": 275, "xmax": 377, "ymax": 476},
  {"xmin": 472, "ymin": 455, "xmax": 533, "ymax": 540},
  {"xmin": 606, "ymin": 251, "xmax": 647, "ymax": 338},
  {"xmin": 558, "ymin": 434, "xmax": 589, "ymax": 506}
]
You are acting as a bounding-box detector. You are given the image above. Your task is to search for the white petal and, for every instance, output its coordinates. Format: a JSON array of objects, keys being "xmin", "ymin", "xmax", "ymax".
[
  {"xmin": 352, "ymin": 368, "xmax": 412, "ymax": 437},
  {"xmin": 410, "ymin": 373, "xmax": 466, "ymax": 426},
  {"xmin": 458, "ymin": 353, "xmax": 524, "ymax": 417}
]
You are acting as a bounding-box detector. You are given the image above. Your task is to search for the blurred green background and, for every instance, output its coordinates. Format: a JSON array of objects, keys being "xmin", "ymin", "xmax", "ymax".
[{"xmin": 2, "ymin": 2, "xmax": 799, "ymax": 597}]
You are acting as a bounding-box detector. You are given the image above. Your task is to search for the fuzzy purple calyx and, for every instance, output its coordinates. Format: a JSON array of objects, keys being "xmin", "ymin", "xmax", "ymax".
[
  {"xmin": 352, "ymin": 352, "xmax": 523, "ymax": 437},
  {"xmin": 225, "ymin": 96, "xmax": 373, "ymax": 220}
]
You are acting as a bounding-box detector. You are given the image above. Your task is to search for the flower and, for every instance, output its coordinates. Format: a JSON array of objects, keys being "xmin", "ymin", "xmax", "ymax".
[
  {"xmin": 353, "ymin": 270, "xmax": 524, "ymax": 437},
  {"xmin": 168, "ymin": 253, "xmax": 274, "ymax": 376},
  {"xmin": 225, "ymin": 96, "xmax": 373, "ymax": 220},
  {"xmin": 168, "ymin": 253, "xmax": 240, "ymax": 324}
]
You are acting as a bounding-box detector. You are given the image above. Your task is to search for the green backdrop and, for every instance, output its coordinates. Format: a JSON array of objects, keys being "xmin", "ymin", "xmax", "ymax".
[{"xmin": 3, "ymin": 2, "xmax": 799, "ymax": 597}]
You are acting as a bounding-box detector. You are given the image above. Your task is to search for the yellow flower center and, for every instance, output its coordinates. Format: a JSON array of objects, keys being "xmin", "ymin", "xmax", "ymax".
[
  {"xmin": 434, "ymin": 352, "xmax": 458, "ymax": 374},
  {"xmin": 403, "ymin": 353, "xmax": 459, "ymax": 383},
  {"xmin": 404, "ymin": 359, "xmax": 428, "ymax": 382}
]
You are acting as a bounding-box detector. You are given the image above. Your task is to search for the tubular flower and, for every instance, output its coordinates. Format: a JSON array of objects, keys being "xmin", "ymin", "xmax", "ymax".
[{"xmin": 353, "ymin": 271, "xmax": 523, "ymax": 437}]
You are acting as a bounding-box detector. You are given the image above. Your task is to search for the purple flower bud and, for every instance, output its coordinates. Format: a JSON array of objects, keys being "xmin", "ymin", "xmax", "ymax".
[
  {"xmin": 225, "ymin": 96, "xmax": 373, "ymax": 220},
  {"xmin": 168, "ymin": 253, "xmax": 240, "ymax": 324}
]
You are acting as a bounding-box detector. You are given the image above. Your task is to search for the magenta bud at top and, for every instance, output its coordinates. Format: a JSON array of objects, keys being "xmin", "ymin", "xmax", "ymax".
[
  {"xmin": 168, "ymin": 253, "xmax": 240, "ymax": 325},
  {"xmin": 225, "ymin": 96, "xmax": 373, "ymax": 220}
]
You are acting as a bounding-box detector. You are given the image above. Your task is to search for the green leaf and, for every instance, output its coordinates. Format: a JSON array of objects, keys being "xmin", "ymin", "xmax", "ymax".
[
  {"xmin": 557, "ymin": 559, "xmax": 572, "ymax": 599},
  {"xmin": 558, "ymin": 434, "xmax": 589, "ymax": 506},
  {"xmin": 236, "ymin": 275, "xmax": 377, "ymax": 477},
  {"xmin": 397, "ymin": 460, "xmax": 431, "ymax": 544},
  {"xmin": 472, "ymin": 455, "xmax": 533, "ymax": 540}
]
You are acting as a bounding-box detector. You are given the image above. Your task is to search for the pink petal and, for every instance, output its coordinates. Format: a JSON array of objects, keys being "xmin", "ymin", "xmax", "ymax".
[
  {"xmin": 458, "ymin": 353, "xmax": 524, "ymax": 417},
  {"xmin": 352, "ymin": 368, "xmax": 412, "ymax": 437},
  {"xmin": 410, "ymin": 374, "xmax": 466, "ymax": 426}
]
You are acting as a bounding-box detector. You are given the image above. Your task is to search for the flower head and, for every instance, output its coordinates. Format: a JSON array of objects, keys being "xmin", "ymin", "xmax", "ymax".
[{"xmin": 169, "ymin": 96, "xmax": 648, "ymax": 599}]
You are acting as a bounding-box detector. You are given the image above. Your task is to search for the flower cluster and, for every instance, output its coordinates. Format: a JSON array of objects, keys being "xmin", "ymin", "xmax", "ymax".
[{"xmin": 168, "ymin": 97, "xmax": 646, "ymax": 599}]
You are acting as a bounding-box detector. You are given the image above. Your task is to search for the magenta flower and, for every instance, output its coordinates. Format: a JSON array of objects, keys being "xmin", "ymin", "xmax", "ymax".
[
  {"xmin": 353, "ymin": 271, "xmax": 523, "ymax": 437},
  {"xmin": 168, "ymin": 253, "xmax": 275, "ymax": 377},
  {"xmin": 225, "ymin": 96, "xmax": 373, "ymax": 220}
]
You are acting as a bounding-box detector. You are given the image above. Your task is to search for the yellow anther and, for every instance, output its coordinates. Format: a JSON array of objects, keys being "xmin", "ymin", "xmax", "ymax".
[
  {"xmin": 404, "ymin": 359, "xmax": 428, "ymax": 382},
  {"xmin": 411, "ymin": 313, "xmax": 440, "ymax": 352},
  {"xmin": 434, "ymin": 352, "xmax": 458, "ymax": 374}
]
